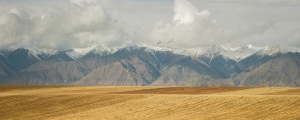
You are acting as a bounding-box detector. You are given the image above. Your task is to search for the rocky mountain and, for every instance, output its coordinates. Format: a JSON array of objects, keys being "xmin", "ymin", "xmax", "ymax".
[
  {"xmin": 232, "ymin": 52, "xmax": 300, "ymax": 86},
  {"xmin": 6, "ymin": 48, "xmax": 42, "ymax": 71},
  {"xmin": 0, "ymin": 59, "xmax": 15, "ymax": 76},
  {"xmin": 0, "ymin": 44, "xmax": 300, "ymax": 87},
  {"xmin": 197, "ymin": 44, "xmax": 261, "ymax": 77},
  {"xmin": 75, "ymin": 47, "xmax": 223, "ymax": 86}
]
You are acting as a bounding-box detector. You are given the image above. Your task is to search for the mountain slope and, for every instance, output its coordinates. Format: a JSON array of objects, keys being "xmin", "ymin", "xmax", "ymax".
[
  {"xmin": 0, "ymin": 60, "xmax": 16, "ymax": 76},
  {"xmin": 198, "ymin": 44, "xmax": 262, "ymax": 77},
  {"xmin": 1, "ymin": 61, "xmax": 90, "ymax": 85},
  {"xmin": 151, "ymin": 57, "xmax": 224, "ymax": 86},
  {"xmin": 76, "ymin": 47, "xmax": 224, "ymax": 86},
  {"xmin": 201, "ymin": 44, "xmax": 261, "ymax": 62},
  {"xmin": 237, "ymin": 46, "xmax": 285, "ymax": 72},
  {"xmin": 7, "ymin": 48, "xmax": 41, "ymax": 71},
  {"xmin": 234, "ymin": 52, "xmax": 300, "ymax": 87},
  {"xmin": 75, "ymin": 57, "xmax": 161, "ymax": 86},
  {"xmin": 0, "ymin": 45, "xmax": 299, "ymax": 86},
  {"xmin": 0, "ymin": 49, "xmax": 127, "ymax": 85}
]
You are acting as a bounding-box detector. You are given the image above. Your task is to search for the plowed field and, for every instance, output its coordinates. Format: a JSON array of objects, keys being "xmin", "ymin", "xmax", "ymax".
[{"xmin": 1, "ymin": 86, "xmax": 299, "ymax": 119}]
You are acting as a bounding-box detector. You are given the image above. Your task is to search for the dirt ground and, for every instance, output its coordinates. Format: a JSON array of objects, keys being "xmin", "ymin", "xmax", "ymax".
[{"xmin": 0, "ymin": 86, "xmax": 299, "ymax": 120}]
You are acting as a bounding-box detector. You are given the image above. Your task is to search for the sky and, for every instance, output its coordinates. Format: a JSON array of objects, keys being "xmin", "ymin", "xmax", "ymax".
[{"xmin": 0, "ymin": 0, "xmax": 300, "ymax": 50}]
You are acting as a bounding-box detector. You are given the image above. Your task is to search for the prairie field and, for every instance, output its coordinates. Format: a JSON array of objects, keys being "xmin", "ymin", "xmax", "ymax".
[{"xmin": 0, "ymin": 85, "xmax": 300, "ymax": 120}]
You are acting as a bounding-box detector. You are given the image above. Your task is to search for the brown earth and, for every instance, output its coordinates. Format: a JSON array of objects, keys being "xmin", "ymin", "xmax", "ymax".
[
  {"xmin": 114, "ymin": 86, "xmax": 255, "ymax": 94},
  {"xmin": 0, "ymin": 85, "xmax": 69, "ymax": 92},
  {"xmin": 264, "ymin": 88, "xmax": 300, "ymax": 95},
  {"xmin": 0, "ymin": 86, "xmax": 300, "ymax": 120}
]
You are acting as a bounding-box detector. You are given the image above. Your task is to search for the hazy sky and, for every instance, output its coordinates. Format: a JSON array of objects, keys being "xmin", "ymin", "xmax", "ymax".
[{"xmin": 0, "ymin": 0, "xmax": 300, "ymax": 49}]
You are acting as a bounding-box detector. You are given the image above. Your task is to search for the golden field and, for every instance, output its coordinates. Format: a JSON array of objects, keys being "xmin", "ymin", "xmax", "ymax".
[{"xmin": 0, "ymin": 85, "xmax": 300, "ymax": 120}]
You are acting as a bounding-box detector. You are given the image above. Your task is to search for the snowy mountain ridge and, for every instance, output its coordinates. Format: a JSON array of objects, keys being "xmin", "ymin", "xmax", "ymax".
[
  {"xmin": 12, "ymin": 44, "xmax": 118, "ymax": 60},
  {"xmin": 0, "ymin": 44, "xmax": 298, "ymax": 62},
  {"xmin": 0, "ymin": 48, "xmax": 17, "ymax": 56},
  {"xmin": 2, "ymin": 44, "xmax": 300, "ymax": 87},
  {"xmin": 138, "ymin": 45, "xmax": 204, "ymax": 58},
  {"xmin": 256, "ymin": 46, "xmax": 288, "ymax": 56},
  {"xmin": 120, "ymin": 44, "xmax": 294, "ymax": 62},
  {"xmin": 201, "ymin": 44, "xmax": 263, "ymax": 61}
]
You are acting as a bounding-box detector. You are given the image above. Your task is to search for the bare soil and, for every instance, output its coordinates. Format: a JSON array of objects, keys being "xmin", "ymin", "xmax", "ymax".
[
  {"xmin": 0, "ymin": 86, "xmax": 299, "ymax": 120},
  {"xmin": 114, "ymin": 86, "xmax": 255, "ymax": 94}
]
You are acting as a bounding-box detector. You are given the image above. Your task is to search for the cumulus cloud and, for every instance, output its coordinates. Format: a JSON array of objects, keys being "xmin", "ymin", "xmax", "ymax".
[
  {"xmin": 0, "ymin": 0, "xmax": 298, "ymax": 49},
  {"xmin": 0, "ymin": 0, "xmax": 128, "ymax": 49},
  {"xmin": 141, "ymin": 0, "xmax": 279, "ymax": 48},
  {"xmin": 0, "ymin": 8, "xmax": 32, "ymax": 48},
  {"xmin": 173, "ymin": 0, "xmax": 211, "ymax": 25},
  {"xmin": 29, "ymin": 0, "xmax": 114, "ymax": 49},
  {"xmin": 69, "ymin": 0, "xmax": 99, "ymax": 6},
  {"xmin": 287, "ymin": 29, "xmax": 300, "ymax": 47},
  {"xmin": 173, "ymin": 0, "xmax": 199, "ymax": 24},
  {"xmin": 226, "ymin": 21, "xmax": 275, "ymax": 44},
  {"xmin": 138, "ymin": 0, "xmax": 219, "ymax": 48}
]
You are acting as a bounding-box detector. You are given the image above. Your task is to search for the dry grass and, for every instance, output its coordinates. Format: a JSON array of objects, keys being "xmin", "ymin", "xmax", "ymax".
[
  {"xmin": 264, "ymin": 88, "xmax": 300, "ymax": 95},
  {"xmin": 0, "ymin": 86, "xmax": 300, "ymax": 120},
  {"xmin": 0, "ymin": 85, "xmax": 68, "ymax": 92},
  {"xmin": 114, "ymin": 86, "xmax": 254, "ymax": 94}
]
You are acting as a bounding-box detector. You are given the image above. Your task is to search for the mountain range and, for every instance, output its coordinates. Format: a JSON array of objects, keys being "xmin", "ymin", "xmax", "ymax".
[{"xmin": 0, "ymin": 44, "xmax": 300, "ymax": 87}]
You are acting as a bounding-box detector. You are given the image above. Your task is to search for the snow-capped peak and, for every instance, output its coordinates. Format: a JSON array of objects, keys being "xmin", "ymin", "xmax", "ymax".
[
  {"xmin": 67, "ymin": 44, "xmax": 118, "ymax": 59},
  {"xmin": 1, "ymin": 44, "xmax": 299, "ymax": 62},
  {"xmin": 92, "ymin": 44, "xmax": 118, "ymax": 55},
  {"xmin": 140, "ymin": 44, "xmax": 205, "ymax": 58},
  {"xmin": 120, "ymin": 44, "xmax": 261, "ymax": 60},
  {"xmin": 220, "ymin": 44, "xmax": 239, "ymax": 51},
  {"xmin": 256, "ymin": 46, "xmax": 287, "ymax": 56},
  {"xmin": 73, "ymin": 46, "xmax": 96, "ymax": 55},
  {"xmin": 281, "ymin": 46, "xmax": 300, "ymax": 53},
  {"xmin": 27, "ymin": 48, "xmax": 58, "ymax": 56},
  {"xmin": 174, "ymin": 47, "xmax": 205, "ymax": 58},
  {"xmin": 4, "ymin": 44, "xmax": 118, "ymax": 60},
  {"xmin": 0, "ymin": 48, "xmax": 17, "ymax": 56},
  {"xmin": 203, "ymin": 44, "xmax": 262, "ymax": 61},
  {"xmin": 142, "ymin": 45, "xmax": 174, "ymax": 52}
]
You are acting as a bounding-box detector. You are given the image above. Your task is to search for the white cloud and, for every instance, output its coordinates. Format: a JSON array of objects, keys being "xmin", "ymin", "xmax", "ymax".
[
  {"xmin": 70, "ymin": 0, "xmax": 99, "ymax": 7},
  {"xmin": 173, "ymin": 0, "xmax": 211, "ymax": 25},
  {"xmin": 0, "ymin": 8, "xmax": 32, "ymax": 48},
  {"xmin": 0, "ymin": 0, "xmax": 299, "ymax": 49},
  {"xmin": 287, "ymin": 29, "xmax": 300, "ymax": 47},
  {"xmin": 143, "ymin": 0, "xmax": 223, "ymax": 48},
  {"xmin": 145, "ymin": 0, "xmax": 278, "ymax": 48},
  {"xmin": 173, "ymin": 0, "xmax": 199, "ymax": 24},
  {"xmin": 0, "ymin": 0, "xmax": 129, "ymax": 49}
]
